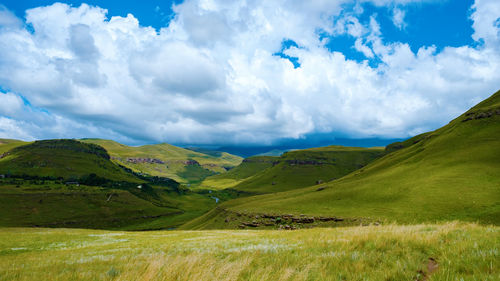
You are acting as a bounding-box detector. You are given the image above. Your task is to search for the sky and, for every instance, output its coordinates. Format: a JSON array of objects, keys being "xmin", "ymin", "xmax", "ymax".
[{"xmin": 0, "ymin": 0, "xmax": 499, "ymax": 146}]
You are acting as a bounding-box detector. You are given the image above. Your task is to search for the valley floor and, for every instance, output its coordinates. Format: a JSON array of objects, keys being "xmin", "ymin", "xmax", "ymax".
[{"xmin": 0, "ymin": 222, "xmax": 498, "ymax": 281}]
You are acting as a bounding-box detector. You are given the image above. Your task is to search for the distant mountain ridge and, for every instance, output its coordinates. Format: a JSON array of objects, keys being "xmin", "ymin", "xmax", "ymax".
[
  {"xmin": 79, "ymin": 139, "xmax": 242, "ymax": 184},
  {"xmin": 0, "ymin": 138, "xmax": 244, "ymax": 184},
  {"xmin": 200, "ymin": 146, "xmax": 385, "ymax": 194},
  {"xmin": 199, "ymin": 156, "xmax": 279, "ymax": 190}
]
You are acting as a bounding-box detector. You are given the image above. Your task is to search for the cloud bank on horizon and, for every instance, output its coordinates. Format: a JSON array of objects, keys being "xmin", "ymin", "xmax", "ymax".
[{"xmin": 0, "ymin": 0, "xmax": 499, "ymax": 145}]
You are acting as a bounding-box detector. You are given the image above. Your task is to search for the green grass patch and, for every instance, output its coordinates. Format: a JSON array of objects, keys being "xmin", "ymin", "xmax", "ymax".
[{"xmin": 0, "ymin": 139, "xmax": 28, "ymax": 154}]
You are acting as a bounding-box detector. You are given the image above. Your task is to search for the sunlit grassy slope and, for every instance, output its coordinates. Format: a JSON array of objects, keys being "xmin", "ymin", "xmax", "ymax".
[
  {"xmin": 199, "ymin": 156, "xmax": 278, "ymax": 190},
  {"xmin": 0, "ymin": 139, "xmax": 28, "ymax": 154},
  {"xmin": 0, "ymin": 139, "xmax": 139, "ymax": 182},
  {"xmin": 200, "ymin": 147, "xmax": 384, "ymax": 193},
  {"xmin": 81, "ymin": 139, "xmax": 242, "ymax": 184},
  {"xmin": 231, "ymin": 146, "xmax": 385, "ymax": 194},
  {"xmin": 185, "ymin": 90, "xmax": 500, "ymax": 228},
  {"xmin": 0, "ymin": 223, "xmax": 497, "ymax": 281}
]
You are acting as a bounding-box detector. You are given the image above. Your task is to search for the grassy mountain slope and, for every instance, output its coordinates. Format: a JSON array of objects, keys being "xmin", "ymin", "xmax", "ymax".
[
  {"xmin": 0, "ymin": 184, "xmax": 174, "ymax": 229},
  {"xmin": 0, "ymin": 139, "xmax": 220, "ymax": 230},
  {"xmin": 0, "ymin": 139, "xmax": 140, "ymax": 182},
  {"xmin": 0, "ymin": 139, "xmax": 28, "ymax": 154},
  {"xmin": 184, "ymin": 90, "xmax": 500, "ymax": 228},
  {"xmin": 199, "ymin": 156, "xmax": 278, "ymax": 190},
  {"xmin": 212, "ymin": 146, "xmax": 385, "ymax": 194},
  {"xmin": 0, "ymin": 181, "xmax": 216, "ymax": 230},
  {"xmin": 81, "ymin": 139, "xmax": 242, "ymax": 184}
]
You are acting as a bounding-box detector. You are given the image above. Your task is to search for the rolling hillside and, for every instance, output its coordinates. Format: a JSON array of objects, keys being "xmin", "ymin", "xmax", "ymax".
[
  {"xmin": 0, "ymin": 139, "xmax": 219, "ymax": 230},
  {"xmin": 201, "ymin": 146, "xmax": 385, "ymax": 194},
  {"xmin": 199, "ymin": 156, "xmax": 278, "ymax": 190},
  {"xmin": 0, "ymin": 139, "xmax": 28, "ymax": 154},
  {"xmin": 81, "ymin": 139, "xmax": 242, "ymax": 184},
  {"xmin": 0, "ymin": 180, "xmax": 216, "ymax": 230},
  {"xmin": 183, "ymin": 90, "xmax": 500, "ymax": 229},
  {"xmin": 0, "ymin": 139, "xmax": 140, "ymax": 182}
]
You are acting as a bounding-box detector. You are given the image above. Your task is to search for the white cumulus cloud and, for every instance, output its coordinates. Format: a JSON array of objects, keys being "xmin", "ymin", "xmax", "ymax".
[
  {"xmin": 392, "ymin": 7, "xmax": 406, "ymax": 30},
  {"xmin": 0, "ymin": 0, "xmax": 498, "ymax": 145}
]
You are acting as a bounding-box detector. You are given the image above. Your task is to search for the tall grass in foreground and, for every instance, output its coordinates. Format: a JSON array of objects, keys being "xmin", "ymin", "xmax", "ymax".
[{"xmin": 0, "ymin": 222, "xmax": 498, "ymax": 280}]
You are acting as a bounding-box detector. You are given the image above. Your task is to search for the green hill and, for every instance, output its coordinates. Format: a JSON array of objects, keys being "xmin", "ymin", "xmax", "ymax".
[
  {"xmin": 0, "ymin": 139, "xmax": 28, "ymax": 154},
  {"xmin": 0, "ymin": 139, "xmax": 140, "ymax": 182},
  {"xmin": 183, "ymin": 90, "xmax": 500, "ymax": 229},
  {"xmin": 0, "ymin": 139, "xmax": 219, "ymax": 230},
  {"xmin": 0, "ymin": 180, "xmax": 216, "ymax": 230},
  {"xmin": 201, "ymin": 146, "xmax": 384, "ymax": 194},
  {"xmin": 199, "ymin": 156, "xmax": 278, "ymax": 190},
  {"xmin": 80, "ymin": 139, "xmax": 242, "ymax": 184}
]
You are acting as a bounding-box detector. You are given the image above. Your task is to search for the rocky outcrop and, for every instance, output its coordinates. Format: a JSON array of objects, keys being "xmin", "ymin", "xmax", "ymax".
[
  {"xmin": 462, "ymin": 108, "xmax": 500, "ymax": 122},
  {"xmin": 285, "ymin": 160, "xmax": 331, "ymax": 165},
  {"xmin": 291, "ymin": 217, "xmax": 315, "ymax": 223},
  {"xmin": 125, "ymin": 157, "xmax": 165, "ymax": 164},
  {"xmin": 242, "ymin": 158, "xmax": 279, "ymax": 165},
  {"xmin": 115, "ymin": 157, "xmax": 201, "ymax": 166},
  {"xmin": 241, "ymin": 221, "xmax": 260, "ymax": 227},
  {"xmin": 183, "ymin": 159, "xmax": 200, "ymax": 166},
  {"xmin": 223, "ymin": 208, "xmax": 351, "ymax": 229}
]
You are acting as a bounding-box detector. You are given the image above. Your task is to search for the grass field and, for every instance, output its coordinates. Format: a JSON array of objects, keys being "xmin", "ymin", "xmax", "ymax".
[{"xmin": 0, "ymin": 223, "xmax": 497, "ymax": 280}]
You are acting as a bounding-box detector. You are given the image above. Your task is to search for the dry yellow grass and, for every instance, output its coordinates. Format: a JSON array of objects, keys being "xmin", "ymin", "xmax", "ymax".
[{"xmin": 0, "ymin": 222, "xmax": 498, "ymax": 280}]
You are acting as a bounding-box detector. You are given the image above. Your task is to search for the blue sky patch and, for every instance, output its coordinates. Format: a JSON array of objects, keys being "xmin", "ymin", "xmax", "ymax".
[
  {"xmin": 324, "ymin": 0, "xmax": 476, "ymax": 64},
  {"xmin": 1, "ymin": 0, "xmax": 182, "ymax": 29},
  {"xmin": 273, "ymin": 39, "xmax": 301, "ymax": 68}
]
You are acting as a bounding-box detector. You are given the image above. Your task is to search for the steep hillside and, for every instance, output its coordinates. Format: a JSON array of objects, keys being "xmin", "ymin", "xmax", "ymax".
[
  {"xmin": 210, "ymin": 146, "xmax": 385, "ymax": 194},
  {"xmin": 0, "ymin": 139, "xmax": 140, "ymax": 182},
  {"xmin": 199, "ymin": 156, "xmax": 278, "ymax": 190},
  {"xmin": 183, "ymin": 90, "xmax": 500, "ymax": 229},
  {"xmin": 81, "ymin": 139, "xmax": 242, "ymax": 184}
]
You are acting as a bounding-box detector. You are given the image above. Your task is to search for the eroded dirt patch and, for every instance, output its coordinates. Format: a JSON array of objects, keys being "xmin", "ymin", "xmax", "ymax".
[{"xmin": 416, "ymin": 258, "xmax": 439, "ymax": 281}]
